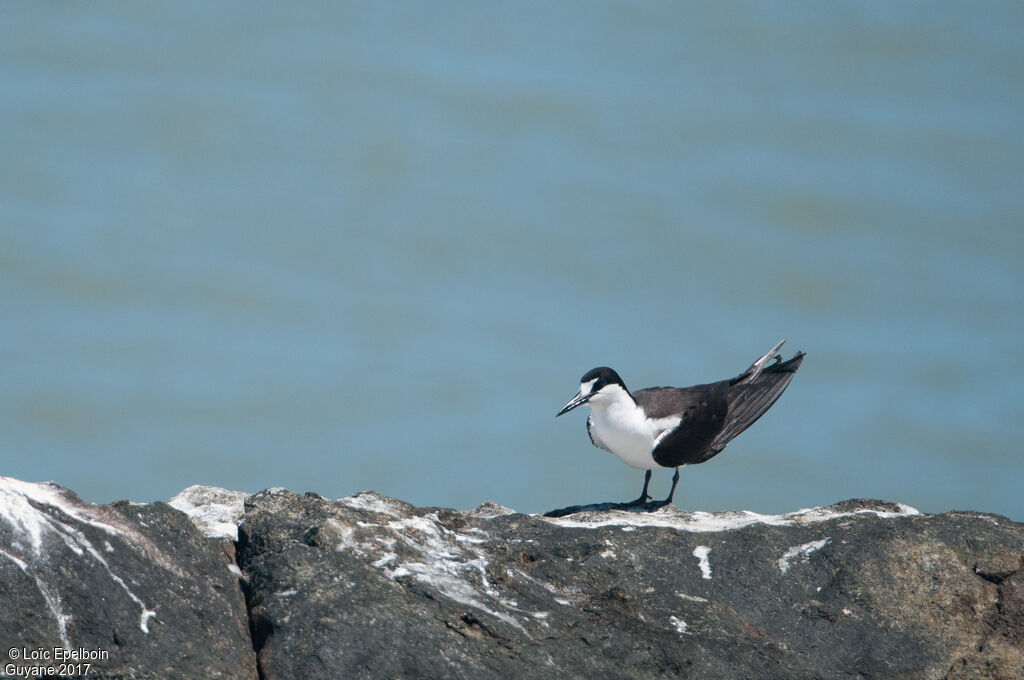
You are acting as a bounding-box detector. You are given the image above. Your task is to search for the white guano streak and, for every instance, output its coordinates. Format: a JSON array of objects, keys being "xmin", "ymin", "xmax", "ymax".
[
  {"xmin": 778, "ymin": 538, "xmax": 831, "ymax": 574},
  {"xmin": 693, "ymin": 545, "xmax": 712, "ymax": 579}
]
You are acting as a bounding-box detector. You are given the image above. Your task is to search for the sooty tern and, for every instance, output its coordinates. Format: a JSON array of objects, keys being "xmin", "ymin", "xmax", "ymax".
[{"xmin": 556, "ymin": 340, "xmax": 805, "ymax": 509}]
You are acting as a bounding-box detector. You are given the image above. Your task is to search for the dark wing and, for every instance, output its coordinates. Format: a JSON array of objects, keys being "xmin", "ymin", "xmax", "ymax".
[
  {"xmin": 709, "ymin": 351, "xmax": 805, "ymax": 452},
  {"xmin": 640, "ymin": 350, "xmax": 805, "ymax": 467},
  {"xmin": 632, "ymin": 386, "xmax": 702, "ymax": 419},
  {"xmin": 636, "ymin": 382, "xmax": 730, "ymax": 468}
]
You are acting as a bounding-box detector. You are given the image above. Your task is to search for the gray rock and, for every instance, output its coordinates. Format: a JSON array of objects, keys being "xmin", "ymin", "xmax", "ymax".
[
  {"xmin": 3, "ymin": 475, "xmax": 1021, "ymax": 679},
  {"xmin": 0, "ymin": 477, "xmax": 256, "ymax": 680},
  {"xmin": 238, "ymin": 491, "xmax": 1024, "ymax": 680}
]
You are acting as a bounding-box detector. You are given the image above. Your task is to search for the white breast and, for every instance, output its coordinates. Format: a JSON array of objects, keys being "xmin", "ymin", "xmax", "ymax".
[{"xmin": 588, "ymin": 392, "xmax": 680, "ymax": 469}]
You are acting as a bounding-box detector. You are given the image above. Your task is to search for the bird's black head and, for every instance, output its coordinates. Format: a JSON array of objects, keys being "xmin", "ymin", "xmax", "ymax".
[
  {"xmin": 579, "ymin": 367, "xmax": 625, "ymax": 391},
  {"xmin": 556, "ymin": 367, "xmax": 627, "ymax": 417}
]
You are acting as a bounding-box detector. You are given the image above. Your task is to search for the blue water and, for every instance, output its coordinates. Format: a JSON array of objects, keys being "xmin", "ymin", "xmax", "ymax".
[{"xmin": 2, "ymin": 4, "xmax": 1022, "ymax": 520}]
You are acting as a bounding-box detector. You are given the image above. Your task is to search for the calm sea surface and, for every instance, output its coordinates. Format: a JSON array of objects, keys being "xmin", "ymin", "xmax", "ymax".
[{"xmin": 2, "ymin": 3, "xmax": 1022, "ymax": 519}]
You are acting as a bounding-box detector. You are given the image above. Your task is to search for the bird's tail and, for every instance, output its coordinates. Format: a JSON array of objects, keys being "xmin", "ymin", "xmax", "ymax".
[
  {"xmin": 711, "ymin": 349, "xmax": 805, "ymax": 453},
  {"xmin": 734, "ymin": 339, "xmax": 787, "ymax": 386}
]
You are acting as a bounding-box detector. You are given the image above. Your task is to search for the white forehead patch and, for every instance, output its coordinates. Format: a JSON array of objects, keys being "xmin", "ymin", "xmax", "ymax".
[{"xmin": 578, "ymin": 378, "xmax": 598, "ymax": 397}]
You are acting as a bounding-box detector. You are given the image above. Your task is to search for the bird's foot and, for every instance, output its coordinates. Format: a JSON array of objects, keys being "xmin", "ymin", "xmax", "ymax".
[
  {"xmin": 601, "ymin": 492, "xmax": 651, "ymax": 511},
  {"xmin": 623, "ymin": 492, "xmax": 651, "ymax": 507},
  {"xmin": 608, "ymin": 494, "xmax": 674, "ymax": 513}
]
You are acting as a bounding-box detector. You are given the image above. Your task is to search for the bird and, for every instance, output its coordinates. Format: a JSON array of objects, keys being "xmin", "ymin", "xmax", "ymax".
[{"xmin": 556, "ymin": 340, "xmax": 805, "ymax": 509}]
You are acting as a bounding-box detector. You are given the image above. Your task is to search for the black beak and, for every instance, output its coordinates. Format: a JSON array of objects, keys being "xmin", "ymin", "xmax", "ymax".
[{"xmin": 556, "ymin": 390, "xmax": 589, "ymax": 417}]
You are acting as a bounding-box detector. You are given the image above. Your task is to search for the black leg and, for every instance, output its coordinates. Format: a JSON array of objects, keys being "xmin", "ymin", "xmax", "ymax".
[
  {"xmin": 610, "ymin": 470, "xmax": 653, "ymax": 510},
  {"xmin": 651, "ymin": 468, "xmax": 680, "ymax": 509},
  {"xmin": 665, "ymin": 467, "xmax": 680, "ymax": 504},
  {"xmin": 628, "ymin": 469, "xmax": 652, "ymax": 505}
]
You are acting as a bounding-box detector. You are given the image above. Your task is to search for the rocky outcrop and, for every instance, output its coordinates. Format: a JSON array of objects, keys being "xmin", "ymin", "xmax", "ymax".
[
  {"xmin": 2, "ymin": 476, "xmax": 1022, "ymax": 679},
  {"xmin": 239, "ymin": 492, "xmax": 1024, "ymax": 680},
  {"xmin": 0, "ymin": 477, "xmax": 255, "ymax": 679}
]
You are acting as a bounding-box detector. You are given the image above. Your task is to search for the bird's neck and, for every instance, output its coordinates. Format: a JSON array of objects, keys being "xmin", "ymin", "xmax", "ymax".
[{"xmin": 589, "ymin": 384, "xmax": 638, "ymax": 416}]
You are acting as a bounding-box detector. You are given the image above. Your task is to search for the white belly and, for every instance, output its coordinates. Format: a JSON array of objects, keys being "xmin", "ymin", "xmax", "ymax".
[{"xmin": 589, "ymin": 403, "xmax": 680, "ymax": 470}]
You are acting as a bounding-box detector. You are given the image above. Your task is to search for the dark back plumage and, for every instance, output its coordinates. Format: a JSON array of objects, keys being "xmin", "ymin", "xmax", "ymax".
[{"xmin": 644, "ymin": 351, "xmax": 805, "ymax": 468}]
